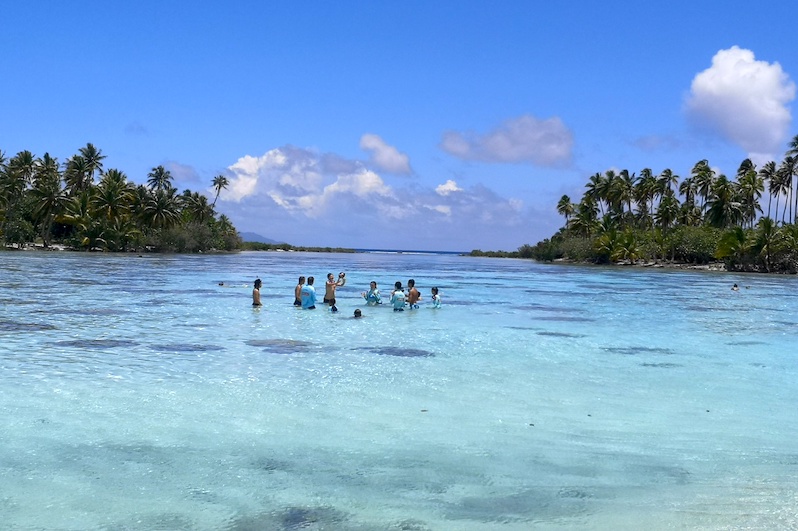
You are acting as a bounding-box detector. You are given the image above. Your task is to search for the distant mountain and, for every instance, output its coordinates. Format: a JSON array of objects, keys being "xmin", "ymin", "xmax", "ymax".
[{"xmin": 239, "ymin": 232, "xmax": 284, "ymax": 244}]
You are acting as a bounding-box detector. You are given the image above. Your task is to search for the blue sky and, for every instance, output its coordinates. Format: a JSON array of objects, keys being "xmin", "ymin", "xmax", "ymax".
[{"xmin": 3, "ymin": 1, "xmax": 797, "ymax": 251}]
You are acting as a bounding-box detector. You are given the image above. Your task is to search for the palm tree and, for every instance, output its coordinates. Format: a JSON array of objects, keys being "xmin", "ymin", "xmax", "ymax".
[
  {"xmin": 557, "ymin": 195, "xmax": 574, "ymax": 226},
  {"xmin": 211, "ymin": 174, "xmax": 229, "ymax": 207},
  {"xmin": 716, "ymin": 226, "xmax": 750, "ymax": 267},
  {"xmin": 570, "ymin": 196, "xmax": 599, "ymax": 237},
  {"xmin": 759, "ymin": 161, "xmax": 777, "ymax": 220},
  {"xmin": 634, "ymin": 168, "xmax": 657, "ymax": 228},
  {"xmin": 754, "ymin": 217, "xmax": 777, "ymax": 272},
  {"xmin": 600, "ymin": 170, "xmax": 619, "ymax": 217},
  {"xmin": 777, "ymin": 156, "xmax": 797, "ymax": 224},
  {"xmin": 658, "ymin": 168, "xmax": 679, "ymax": 198},
  {"xmin": 737, "ymin": 167, "xmax": 763, "ymax": 228},
  {"xmin": 705, "ymin": 175, "xmax": 743, "ymax": 228},
  {"xmin": 182, "ymin": 192, "xmax": 214, "ymax": 224},
  {"xmin": 654, "ymin": 189, "xmax": 680, "ymax": 235},
  {"xmin": 613, "ymin": 230, "xmax": 641, "ymax": 264},
  {"xmin": 691, "ymin": 159, "xmax": 715, "ymax": 212},
  {"xmin": 585, "ymin": 173, "xmax": 606, "ymax": 216},
  {"xmin": 147, "ymin": 165, "xmax": 174, "ymax": 193},
  {"xmin": 613, "ymin": 170, "xmax": 636, "ymax": 226},
  {"xmin": 29, "ymin": 153, "xmax": 66, "ymax": 247},
  {"xmin": 64, "ymin": 155, "xmax": 93, "ymax": 195},
  {"xmin": 1, "ymin": 151, "xmax": 36, "ymax": 243},
  {"xmin": 141, "ymin": 188, "xmax": 181, "ymax": 229},
  {"xmin": 93, "ymin": 169, "xmax": 134, "ymax": 223},
  {"xmin": 787, "ymin": 133, "xmax": 798, "ymax": 157},
  {"xmin": 678, "ymin": 176, "xmax": 699, "ymax": 226},
  {"xmin": 58, "ymin": 189, "xmax": 103, "ymax": 250},
  {"xmin": 78, "ymin": 143, "xmax": 106, "ymax": 183}
]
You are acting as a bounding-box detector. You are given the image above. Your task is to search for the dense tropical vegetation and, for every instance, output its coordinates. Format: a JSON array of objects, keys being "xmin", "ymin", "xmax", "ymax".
[
  {"xmin": 495, "ymin": 134, "xmax": 798, "ymax": 273},
  {"xmin": 0, "ymin": 143, "xmax": 241, "ymax": 252}
]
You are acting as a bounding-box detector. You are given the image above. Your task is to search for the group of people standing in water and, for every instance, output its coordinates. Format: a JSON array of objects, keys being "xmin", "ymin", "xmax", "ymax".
[
  {"xmin": 292, "ymin": 271, "xmax": 346, "ymax": 311},
  {"xmin": 252, "ymin": 272, "xmax": 441, "ymax": 314},
  {"xmin": 363, "ymin": 279, "xmax": 441, "ymax": 311}
]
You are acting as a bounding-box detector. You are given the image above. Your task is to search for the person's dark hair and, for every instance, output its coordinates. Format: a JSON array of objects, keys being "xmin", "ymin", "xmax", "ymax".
[
  {"xmin": 354, "ymin": 309, "xmax": 362, "ymax": 317},
  {"xmin": 327, "ymin": 273, "xmax": 334, "ymax": 280},
  {"xmin": 395, "ymin": 281, "xmax": 402, "ymax": 289},
  {"xmin": 307, "ymin": 276, "xmax": 315, "ymax": 285},
  {"xmin": 299, "ymin": 276, "xmax": 305, "ymax": 283},
  {"xmin": 408, "ymin": 279, "xmax": 415, "ymax": 288},
  {"xmin": 254, "ymin": 279, "xmax": 262, "ymax": 289},
  {"xmin": 431, "ymin": 286, "xmax": 439, "ymax": 295}
]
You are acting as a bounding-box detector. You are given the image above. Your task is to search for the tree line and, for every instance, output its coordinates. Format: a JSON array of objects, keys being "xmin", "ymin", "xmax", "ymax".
[
  {"xmin": 0, "ymin": 143, "xmax": 241, "ymax": 252},
  {"xmin": 523, "ymin": 134, "xmax": 798, "ymax": 273}
]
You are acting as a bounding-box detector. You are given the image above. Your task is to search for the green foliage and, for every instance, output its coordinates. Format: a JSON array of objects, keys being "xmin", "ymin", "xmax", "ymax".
[
  {"xmin": 2, "ymin": 215, "xmax": 35, "ymax": 247},
  {"xmin": 1, "ymin": 144, "xmax": 243, "ymax": 253},
  {"xmin": 469, "ymin": 249, "xmax": 519, "ymax": 257},
  {"xmin": 241, "ymin": 241, "xmax": 357, "ymax": 253},
  {"xmin": 667, "ymin": 226, "xmax": 722, "ymax": 264}
]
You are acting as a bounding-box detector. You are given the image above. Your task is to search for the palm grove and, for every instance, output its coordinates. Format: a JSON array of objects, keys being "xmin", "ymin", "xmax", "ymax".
[
  {"xmin": 0, "ymin": 143, "xmax": 241, "ymax": 252},
  {"xmin": 529, "ymin": 134, "xmax": 798, "ymax": 273}
]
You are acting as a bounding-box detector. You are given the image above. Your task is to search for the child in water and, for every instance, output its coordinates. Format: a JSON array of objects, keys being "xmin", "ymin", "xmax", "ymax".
[{"xmin": 430, "ymin": 286, "xmax": 441, "ymax": 308}]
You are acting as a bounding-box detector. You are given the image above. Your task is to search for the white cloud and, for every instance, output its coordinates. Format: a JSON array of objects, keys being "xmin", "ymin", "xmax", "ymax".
[
  {"xmin": 440, "ymin": 114, "xmax": 573, "ymax": 166},
  {"xmin": 435, "ymin": 179, "xmax": 462, "ymax": 196},
  {"xmin": 219, "ymin": 144, "xmax": 532, "ymax": 251},
  {"xmin": 359, "ymin": 133, "xmax": 412, "ymax": 174},
  {"xmin": 685, "ymin": 46, "xmax": 796, "ymax": 159}
]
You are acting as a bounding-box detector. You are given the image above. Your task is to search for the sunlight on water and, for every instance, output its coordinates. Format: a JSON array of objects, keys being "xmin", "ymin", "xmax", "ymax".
[{"xmin": 1, "ymin": 251, "xmax": 796, "ymax": 529}]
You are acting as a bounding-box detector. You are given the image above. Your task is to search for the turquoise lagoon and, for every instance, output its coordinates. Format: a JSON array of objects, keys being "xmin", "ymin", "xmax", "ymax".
[{"xmin": 1, "ymin": 251, "xmax": 796, "ymax": 530}]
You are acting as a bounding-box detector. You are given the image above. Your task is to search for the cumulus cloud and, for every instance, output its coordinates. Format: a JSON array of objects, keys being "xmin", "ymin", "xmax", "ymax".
[
  {"xmin": 435, "ymin": 179, "xmax": 462, "ymax": 196},
  {"xmin": 685, "ymin": 46, "xmax": 796, "ymax": 159},
  {"xmin": 219, "ymin": 145, "xmax": 529, "ymax": 250},
  {"xmin": 359, "ymin": 134, "xmax": 412, "ymax": 174},
  {"xmin": 440, "ymin": 114, "xmax": 573, "ymax": 166}
]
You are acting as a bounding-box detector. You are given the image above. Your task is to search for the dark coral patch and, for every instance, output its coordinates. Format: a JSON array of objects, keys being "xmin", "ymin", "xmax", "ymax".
[
  {"xmin": 536, "ymin": 331, "xmax": 587, "ymax": 338},
  {"xmin": 54, "ymin": 339, "xmax": 138, "ymax": 349},
  {"xmin": 246, "ymin": 339, "xmax": 315, "ymax": 353},
  {"xmin": 150, "ymin": 344, "xmax": 225, "ymax": 353},
  {"xmin": 604, "ymin": 346, "xmax": 674, "ymax": 356},
  {"xmin": 0, "ymin": 320, "xmax": 57, "ymax": 332},
  {"xmin": 367, "ymin": 347, "xmax": 435, "ymax": 358}
]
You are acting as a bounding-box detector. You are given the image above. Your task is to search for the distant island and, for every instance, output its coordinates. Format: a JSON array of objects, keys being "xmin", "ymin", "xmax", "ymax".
[{"xmin": 472, "ymin": 134, "xmax": 798, "ymax": 274}]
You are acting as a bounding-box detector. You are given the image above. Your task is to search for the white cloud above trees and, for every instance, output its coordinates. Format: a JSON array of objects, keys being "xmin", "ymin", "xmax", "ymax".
[
  {"xmin": 219, "ymin": 145, "xmax": 527, "ymax": 250},
  {"xmin": 439, "ymin": 114, "xmax": 573, "ymax": 166},
  {"xmin": 685, "ymin": 46, "xmax": 796, "ymax": 161},
  {"xmin": 359, "ymin": 134, "xmax": 412, "ymax": 174}
]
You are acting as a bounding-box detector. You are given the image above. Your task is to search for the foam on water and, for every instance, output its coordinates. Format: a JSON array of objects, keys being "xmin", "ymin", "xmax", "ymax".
[{"xmin": 1, "ymin": 251, "xmax": 796, "ymax": 529}]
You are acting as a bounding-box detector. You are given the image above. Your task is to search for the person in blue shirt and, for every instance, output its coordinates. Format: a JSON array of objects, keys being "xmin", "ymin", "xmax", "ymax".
[
  {"xmin": 362, "ymin": 281, "xmax": 381, "ymax": 305},
  {"xmin": 390, "ymin": 281, "xmax": 406, "ymax": 311},
  {"xmin": 300, "ymin": 276, "xmax": 317, "ymax": 309}
]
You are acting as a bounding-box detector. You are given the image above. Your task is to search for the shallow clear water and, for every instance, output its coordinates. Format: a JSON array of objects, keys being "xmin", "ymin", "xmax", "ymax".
[{"xmin": 1, "ymin": 251, "xmax": 796, "ymax": 530}]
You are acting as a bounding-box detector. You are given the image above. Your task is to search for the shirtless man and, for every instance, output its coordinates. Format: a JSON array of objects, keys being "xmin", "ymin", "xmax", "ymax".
[
  {"xmin": 324, "ymin": 272, "xmax": 345, "ymax": 304},
  {"xmin": 294, "ymin": 276, "xmax": 305, "ymax": 306},
  {"xmin": 407, "ymin": 279, "xmax": 421, "ymax": 309}
]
